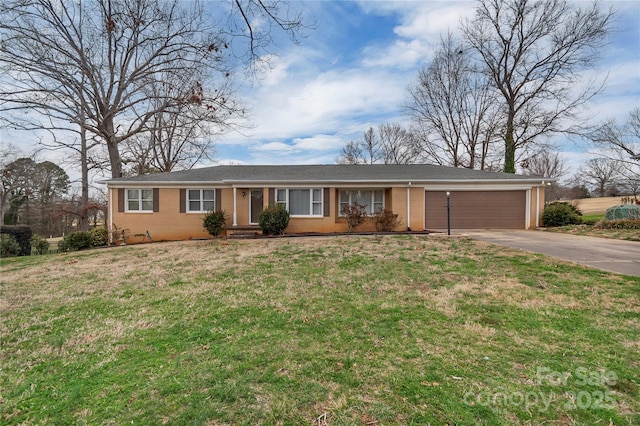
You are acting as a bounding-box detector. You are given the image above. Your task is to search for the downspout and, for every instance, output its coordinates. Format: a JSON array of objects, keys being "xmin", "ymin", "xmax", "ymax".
[
  {"xmin": 233, "ymin": 187, "xmax": 238, "ymax": 226},
  {"xmin": 536, "ymin": 186, "xmax": 540, "ymax": 228},
  {"xmin": 407, "ymin": 182, "xmax": 411, "ymax": 231},
  {"xmin": 109, "ymin": 186, "xmax": 114, "ymax": 244},
  {"xmin": 525, "ymin": 189, "xmax": 531, "ymax": 229}
]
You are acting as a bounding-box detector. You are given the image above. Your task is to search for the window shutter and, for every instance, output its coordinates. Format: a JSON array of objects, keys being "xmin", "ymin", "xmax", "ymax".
[
  {"xmin": 153, "ymin": 188, "xmax": 159, "ymax": 212},
  {"xmin": 215, "ymin": 189, "xmax": 222, "ymax": 211},
  {"xmin": 179, "ymin": 189, "xmax": 186, "ymax": 213},
  {"xmin": 269, "ymin": 188, "xmax": 275, "ymax": 205},
  {"xmin": 118, "ymin": 188, "xmax": 125, "ymax": 212},
  {"xmin": 323, "ymin": 188, "xmax": 330, "ymax": 217}
]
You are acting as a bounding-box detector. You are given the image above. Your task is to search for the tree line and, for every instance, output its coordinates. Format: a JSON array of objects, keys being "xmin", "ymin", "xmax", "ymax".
[
  {"xmin": 336, "ymin": 0, "xmax": 638, "ymax": 200},
  {"xmin": 1, "ymin": 0, "xmax": 306, "ymax": 230}
]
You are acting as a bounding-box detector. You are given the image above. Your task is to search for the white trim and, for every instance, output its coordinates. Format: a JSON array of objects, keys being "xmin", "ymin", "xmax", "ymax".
[
  {"xmin": 124, "ymin": 188, "xmax": 153, "ymax": 212},
  {"xmin": 249, "ymin": 189, "xmax": 263, "ymax": 225},
  {"xmin": 525, "ymin": 189, "xmax": 531, "ymax": 229},
  {"xmin": 109, "ymin": 187, "xmax": 114, "ymax": 244},
  {"xmin": 103, "ymin": 179, "xmax": 550, "ymax": 188},
  {"xmin": 337, "ymin": 189, "xmax": 385, "ymax": 216},
  {"xmin": 424, "ymin": 184, "xmax": 536, "ymax": 191},
  {"xmin": 232, "ymin": 188, "xmax": 237, "ymax": 227},
  {"xmin": 536, "ymin": 187, "xmax": 540, "ymax": 227},
  {"xmin": 406, "ymin": 184, "xmax": 411, "ymax": 230},
  {"xmin": 276, "ymin": 188, "xmax": 324, "ymax": 217},
  {"xmin": 185, "ymin": 188, "xmax": 216, "ymax": 213}
]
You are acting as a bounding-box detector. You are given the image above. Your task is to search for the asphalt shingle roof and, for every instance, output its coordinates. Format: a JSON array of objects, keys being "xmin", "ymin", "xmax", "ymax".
[{"xmin": 104, "ymin": 164, "xmax": 548, "ymax": 184}]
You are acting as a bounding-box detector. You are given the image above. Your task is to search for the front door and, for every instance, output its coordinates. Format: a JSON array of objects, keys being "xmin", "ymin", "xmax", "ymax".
[{"xmin": 250, "ymin": 189, "xmax": 264, "ymax": 224}]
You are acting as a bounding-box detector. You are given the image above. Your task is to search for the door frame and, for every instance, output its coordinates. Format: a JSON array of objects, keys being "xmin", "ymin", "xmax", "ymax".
[{"xmin": 249, "ymin": 189, "xmax": 264, "ymax": 225}]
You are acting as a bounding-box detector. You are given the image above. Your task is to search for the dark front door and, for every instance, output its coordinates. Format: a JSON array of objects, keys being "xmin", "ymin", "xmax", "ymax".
[{"xmin": 250, "ymin": 189, "xmax": 264, "ymax": 224}]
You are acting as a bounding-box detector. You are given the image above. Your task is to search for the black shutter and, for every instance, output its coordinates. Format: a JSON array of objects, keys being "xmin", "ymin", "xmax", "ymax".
[
  {"xmin": 215, "ymin": 189, "xmax": 222, "ymax": 211},
  {"xmin": 153, "ymin": 188, "xmax": 159, "ymax": 212},
  {"xmin": 323, "ymin": 188, "xmax": 330, "ymax": 217},
  {"xmin": 179, "ymin": 189, "xmax": 186, "ymax": 213},
  {"xmin": 269, "ymin": 188, "xmax": 275, "ymax": 206},
  {"xmin": 118, "ymin": 188, "xmax": 125, "ymax": 212}
]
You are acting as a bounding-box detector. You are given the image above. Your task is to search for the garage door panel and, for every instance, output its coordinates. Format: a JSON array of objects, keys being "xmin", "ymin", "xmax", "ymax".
[{"xmin": 425, "ymin": 190, "xmax": 526, "ymax": 229}]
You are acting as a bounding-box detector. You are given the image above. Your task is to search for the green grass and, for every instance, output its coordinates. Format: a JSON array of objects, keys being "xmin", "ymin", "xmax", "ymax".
[{"xmin": 1, "ymin": 236, "xmax": 638, "ymax": 425}]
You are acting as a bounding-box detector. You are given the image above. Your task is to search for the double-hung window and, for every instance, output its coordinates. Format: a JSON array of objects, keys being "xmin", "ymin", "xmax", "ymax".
[
  {"xmin": 276, "ymin": 188, "xmax": 323, "ymax": 216},
  {"xmin": 126, "ymin": 189, "xmax": 153, "ymax": 212},
  {"xmin": 339, "ymin": 189, "xmax": 384, "ymax": 215},
  {"xmin": 187, "ymin": 189, "xmax": 215, "ymax": 212}
]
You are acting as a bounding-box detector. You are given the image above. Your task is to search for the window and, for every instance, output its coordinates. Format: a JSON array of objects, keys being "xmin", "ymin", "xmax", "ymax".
[
  {"xmin": 187, "ymin": 189, "xmax": 215, "ymax": 212},
  {"xmin": 276, "ymin": 188, "xmax": 323, "ymax": 216},
  {"xmin": 339, "ymin": 190, "xmax": 384, "ymax": 215},
  {"xmin": 126, "ymin": 189, "xmax": 153, "ymax": 212}
]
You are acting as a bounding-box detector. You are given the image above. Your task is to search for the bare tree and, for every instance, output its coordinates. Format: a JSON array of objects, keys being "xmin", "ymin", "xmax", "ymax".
[
  {"xmin": 462, "ymin": 0, "xmax": 613, "ymax": 173},
  {"xmin": 336, "ymin": 124, "xmax": 424, "ymax": 165},
  {"xmin": 0, "ymin": 0, "xmax": 306, "ymax": 179},
  {"xmin": 121, "ymin": 71, "xmax": 241, "ymax": 175},
  {"xmin": 578, "ymin": 158, "xmax": 621, "ymax": 197},
  {"xmin": 521, "ymin": 149, "xmax": 567, "ymax": 201},
  {"xmin": 520, "ymin": 149, "xmax": 566, "ymax": 179},
  {"xmin": 586, "ymin": 107, "xmax": 640, "ymax": 194},
  {"xmin": 406, "ymin": 34, "xmax": 500, "ymax": 170}
]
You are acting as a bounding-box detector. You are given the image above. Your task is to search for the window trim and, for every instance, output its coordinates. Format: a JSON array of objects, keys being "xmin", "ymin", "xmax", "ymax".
[
  {"xmin": 186, "ymin": 188, "xmax": 216, "ymax": 213},
  {"xmin": 338, "ymin": 189, "xmax": 385, "ymax": 216},
  {"xmin": 276, "ymin": 188, "xmax": 324, "ymax": 217},
  {"xmin": 125, "ymin": 188, "xmax": 154, "ymax": 213}
]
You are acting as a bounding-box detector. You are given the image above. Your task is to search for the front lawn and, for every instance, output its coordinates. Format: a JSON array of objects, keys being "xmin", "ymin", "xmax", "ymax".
[{"xmin": 1, "ymin": 236, "xmax": 638, "ymax": 425}]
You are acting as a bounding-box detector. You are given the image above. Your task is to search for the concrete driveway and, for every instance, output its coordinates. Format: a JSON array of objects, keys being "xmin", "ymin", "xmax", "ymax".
[{"xmin": 461, "ymin": 230, "xmax": 640, "ymax": 277}]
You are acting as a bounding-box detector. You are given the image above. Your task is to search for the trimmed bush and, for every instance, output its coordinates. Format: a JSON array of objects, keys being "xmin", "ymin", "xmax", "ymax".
[
  {"xmin": 0, "ymin": 225, "xmax": 32, "ymax": 256},
  {"xmin": 31, "ymin": 234, "xmax": 50, "ymax": 255},
  {"xmin": 372, "ymin": 208, "xmax": 402, "ymax": 232},
  {"xmin": 542, "ymin": 202, "xmax": 582, "ymax": 227},
  {"xmin": 89, "ymin": 227, "xmax": 109, "ymax": 246},
  {"xmin": 1, "ymin": 233, "xmax": 21, "ymax": 257},
  {"xmin": 604, "ymin": 204, "xmax": 640, "ymax": 221},
  {"xmin": 258, "ymin": 205, "xmax": 290, "ymax": 235},
  {"xmin": 58, "ymin": 231, "xmax": 93, "ymax": 252},
  {"xmin": 202, "ymin": 210, "xmax": 227, "ymax": 237}
]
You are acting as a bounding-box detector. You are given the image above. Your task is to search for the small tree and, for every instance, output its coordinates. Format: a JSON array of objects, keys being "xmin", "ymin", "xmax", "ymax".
[
  {"xmin": 341, "ymin": 202, "xmax": 368, "ymax": 233},
  {"xmin": 202, "ymin": 210, "xmax": 227, "ymax": 237},
  {"xmin": 258, "ymin": 205, "xmax": 290, "ymax": 235}
]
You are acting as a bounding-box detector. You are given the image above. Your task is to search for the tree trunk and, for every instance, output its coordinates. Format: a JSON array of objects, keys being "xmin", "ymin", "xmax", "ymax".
[
  {"xmin": 504, "ymin": 110, "xmax": 516, "ymax": 174},
  {"xmin": 104, "ymin": 116, "xmax": 123, "ymax": 178}
]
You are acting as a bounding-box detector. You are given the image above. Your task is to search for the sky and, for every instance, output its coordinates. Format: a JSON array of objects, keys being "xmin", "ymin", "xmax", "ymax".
[
  {"xmin": 1, "ymin": 0, "xmax": 639, "ymax": 187},
  {"xmin": 211, "ymin": 0, "xmax": 640, "ymax": 174}
]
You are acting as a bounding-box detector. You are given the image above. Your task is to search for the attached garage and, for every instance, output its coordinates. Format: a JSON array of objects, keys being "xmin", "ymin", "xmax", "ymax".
[{"xmin": 425, "ymin": 190, "xmax": 527, "ymax": 229}]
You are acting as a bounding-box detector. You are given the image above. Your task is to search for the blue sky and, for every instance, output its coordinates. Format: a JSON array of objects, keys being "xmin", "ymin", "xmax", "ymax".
[
  {"xmin": 2, "ymin": 0, "xmax": 639, "ymax": 184},
  {"xmin": 214, "ymin": 0, "xmax": 640, "ymax": 173}
]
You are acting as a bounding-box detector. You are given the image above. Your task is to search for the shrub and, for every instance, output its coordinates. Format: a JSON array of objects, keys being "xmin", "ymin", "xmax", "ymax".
[
  {"xmin": 604, "ymin": 204, "xmax": 640, "ymax": 220},
  {"xmin": 341, "ymin": 202, "xmax": 368, "ymax": 232},
  {"xmin": 58, "ymin": 231, "xmax": 93, "ymax": 252},
  {"xmin": 542, "ymin": 202, "xmax": 582, "ymax": 227},
  {"xmin": 89, "ymin": 227, "xmax": 109, "ymax": 246},
  {"xmin": 31, "ymin": 234, "xmax": 50, "ymax": 255},
  {"xmin": 0, "ymin": 225, "xmax": 32, "ymax": 256},
  {"xmin": 595, "ymin": 219, "xmax": 640, "ymax": 229},
  {"xmin": 1, "ymin": 233, "xmax": 21, "ymax": 257},
  {"xmin": 259, "ymin": 205, "xmax": 290, "ymax": 235},
  {"xmin": 372, "ymin": 208, "xmax": 402, "ymax": 232},
  {"xmin": 202, "ymin": 210, "xmax": 227, "ymax": 237}
]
